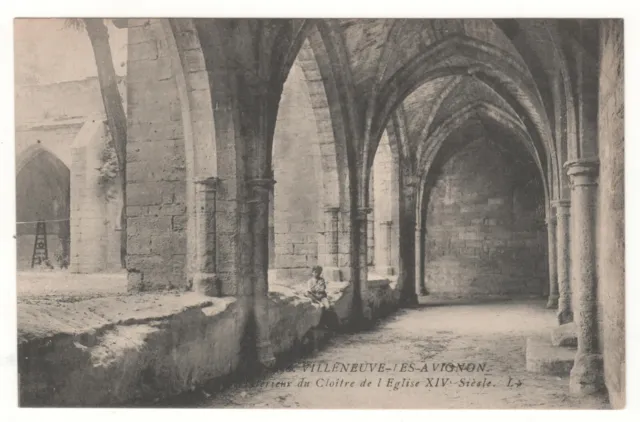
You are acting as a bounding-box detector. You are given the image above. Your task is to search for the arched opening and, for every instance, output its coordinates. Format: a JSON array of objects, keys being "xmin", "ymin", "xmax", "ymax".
[
  {"xmin": 16, "ymin": 146, "xmax": 71, "ymax": 270},
  {"xmin": 269, "ymin": 59, "xmax": 325, "ymax": 285},
  {"xmin": 370, "ymin": 130, "xmax": 400, "ymax": 278},
  {"xmin": 422, "ymin": 120, "xmax": 547, "ymax": 299},
  {"xmin": 268, "ymin": 39, "xmax": 346, "ymax": 287}
]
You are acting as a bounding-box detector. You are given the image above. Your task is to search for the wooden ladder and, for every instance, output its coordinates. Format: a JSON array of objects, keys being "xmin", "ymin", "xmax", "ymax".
[{"xmin": 31, "ymin": 220, "xmax": 52, "ymax": 268}]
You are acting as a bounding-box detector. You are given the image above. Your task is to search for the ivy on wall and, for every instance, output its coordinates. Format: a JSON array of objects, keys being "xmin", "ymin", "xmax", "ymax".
[{"xmin": 97, "ymin": 137, "xmax": 119, "ymax": 201}]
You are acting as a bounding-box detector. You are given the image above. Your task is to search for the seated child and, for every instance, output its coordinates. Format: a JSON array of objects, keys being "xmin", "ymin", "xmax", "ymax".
[{"xmin": 306, "ymin": 265, "xmax": 331, "ymax": 309}]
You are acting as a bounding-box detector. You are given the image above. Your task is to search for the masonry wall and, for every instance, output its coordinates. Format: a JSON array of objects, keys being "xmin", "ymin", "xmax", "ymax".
[
  {"xmin": 15, "ymin": 78, "xmax": 127, "ymax": 272},
  {"xmin": 597, "ymin": 20, "xmax": 625, "ymax": 410},
  {"xmin": 69, "ymin": 121, "xmax": 123, "ymax": 273},
  {"xmin": 125, "ymin": 19, "xmax": 189, "ymax": 290},
  {"xmin": 271, "ymin": 63, "xmax": 323, "ymax": 283},
  {"xmin": 424, "ymin": 137, "xmax": 547, "ymax": 298}
]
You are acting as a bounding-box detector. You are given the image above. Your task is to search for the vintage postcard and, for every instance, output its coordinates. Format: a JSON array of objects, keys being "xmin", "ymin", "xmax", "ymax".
[{"xmin": 12, "ymin": 17, "xmax": 624, "ymax": 410}]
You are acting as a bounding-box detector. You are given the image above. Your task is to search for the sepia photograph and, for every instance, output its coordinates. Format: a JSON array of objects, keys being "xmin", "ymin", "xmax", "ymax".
[{"xmin": 10, "ymin": 13, "xmax": 625, "ymax": 410}]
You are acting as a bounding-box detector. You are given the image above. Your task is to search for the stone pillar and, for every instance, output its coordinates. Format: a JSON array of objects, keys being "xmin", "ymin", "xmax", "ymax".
[
  {"xmin": 553, "ymin": 199, "xmax": 572, "ymax": 324},
  {"xmin": 377, "ymin": 220, "xmax": 394, "ymax": 276},
  {"xmin": 248, "ymin": 178, "xmax": 276, "ymax": 367},
  {"xmin": 546, "ymin": 211, "xmax": 559, "ymax": 308},
  {"xmin": 356, "ymin": 207, "xmax": 372, "ymax": 319},
  {"xmin": 417, "ymin": 225, "xmax": 428, "ymax": 295},
  {"xmin": 192, "ymin": 177, "xmax": 219, "ymax": 296},
  {"xmin": 414, "ymin": 224, "xmax": 422, "ymax": 295},
  {"xmin": 322, "ymin": 206, "xmax": 342, "ymax": 282},
  {"xmin": 566, "ymin": 158, "xmax": 603, "ymax": 395},
  {"xmin": 398, "ymin": 175, "xmax": 419, "ymax": 307}
]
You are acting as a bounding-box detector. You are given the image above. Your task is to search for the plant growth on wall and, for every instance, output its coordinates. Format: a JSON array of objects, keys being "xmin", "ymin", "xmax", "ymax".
[{"xmin": 97, "ymin": 136, "xmax": 119, "ymax": 201}]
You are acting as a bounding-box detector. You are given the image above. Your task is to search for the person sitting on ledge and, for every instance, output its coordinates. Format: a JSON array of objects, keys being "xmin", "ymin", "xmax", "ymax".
[{"xmin": 306, "ymin": 265, "xmax": 331, "ymax": 309}]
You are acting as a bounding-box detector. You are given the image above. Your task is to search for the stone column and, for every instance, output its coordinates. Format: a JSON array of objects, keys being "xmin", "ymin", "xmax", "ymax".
[
  {"xmin": 377, "ymin": 220, "xmax": 394, "ymax": 276},
  {"xmin": 418, "ymin": 225, "xmax": 428, "ymax": 295},
  {"xmin": 398, "ymin": 175, "xmax": 419, "ymax": 307},
  {"xmin": 248, "ymin": 177, "xmax": 276, "ymax": 367},
  {"xmin": 546, "ymin": 211, "xmax": 559, "ymax": 308},
  {"xmin": 192, "ymin": 177, "xmax": 220, "ymax": 295},
  {"xmin": 566, "ymin": 158, "xmax": 603, "ymax": 395},
  {"xmin": 356, "ymin": 207, "xmax": 372, "ymax": 319},
  {"xmin": 322, "ymin": 206, "xmax": 342, "ymax": 281},
  {"xmin": 553, "ymin": 199, "xmax": 572, "ymax": 324},
  {"xmin": 414, "ymin": 224, "xmax": 422, "ymax": 295}
]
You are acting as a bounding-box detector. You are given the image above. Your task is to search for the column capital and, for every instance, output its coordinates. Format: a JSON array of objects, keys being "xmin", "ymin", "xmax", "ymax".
[
  {"xmin": 195, "ymin": 176, "xmax": 220, "ymax": 189},
  {"xmin": 551, "ymin": 199, "xmax": 571, "ymax": 209},
  {"xmin": 565, "ymin": 158, "xmax": 600, "ymax": 187},
  {"xmin": 324, "ymin": 206, "xmax": 341, "ymax": 214},
  {"xmin": 379, "ymin": 220, "xmax": 393, "ymax": 227},
  {"xmin": 356, "ymin": 207, "xmax": 373, "ymax": 221},
  {"xmin": 402, "ymin": 174, "xmax": 420, "ymax": 190},
  {"xmin": 247, "ymin": 178, "xmax": 276, "ymax": 203}
]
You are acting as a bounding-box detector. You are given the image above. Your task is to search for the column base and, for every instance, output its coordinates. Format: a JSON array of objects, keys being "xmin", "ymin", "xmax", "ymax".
[
  {"xmin": 323, "ymin": 266, "xmax": 342, "ymax": 282},
  {"xmin": 551, "ymin": 322, "xmax": 577, "ymax": 348},
  {"xmin": 546, "ymin": 294, "xmax": 559, "ymax": 309},
  {"xmin": 399, "ymin": 292, "xmax": 419, "ymax": 308},
  {"xmin": 192, "ymin": 272, "xmax": 220, "ymax": 297},
  {"xmin": 419, "ymin": 286, "xmax": 429, "ymax": 296},
  {"xmin": 557, "ymin": 308, "xmax": 574, "ymax": 325},
  {"xmin": 257, "ymin": 340, "xmax": 276, "ymax": 369},
  {"xmin": 569, "ymin": 352, "xmax": 605, "ymax": 396}
]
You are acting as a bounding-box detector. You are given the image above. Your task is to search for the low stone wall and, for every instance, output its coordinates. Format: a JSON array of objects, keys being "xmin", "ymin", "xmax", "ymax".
[{"xmin": 18, "ymin": 280, "xmax": 397, "ymax": 407}]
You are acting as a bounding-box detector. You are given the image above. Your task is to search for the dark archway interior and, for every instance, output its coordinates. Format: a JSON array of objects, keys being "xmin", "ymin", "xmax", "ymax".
[
  {"xmin": 16, "ymin": 149, "xmax": 70, "ymax": 269},
  {"xmin": 422, "ymin": 120, "xmax": 547, "ymax": 299}
]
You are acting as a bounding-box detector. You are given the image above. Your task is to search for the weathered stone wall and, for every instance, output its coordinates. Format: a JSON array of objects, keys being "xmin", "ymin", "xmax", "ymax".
[
  {"xmin": 597, "ymin": 19, "xmax": 625, "ymax": 410},
  {"xmin": 17, "ymin": 282, "xmax": 397, "ymax": 406},
  {"xmin": 70, "ymin": 120, "xmax": 123, "ymax": 273},
  {"xmin": 271, "ymin": 63, "xmax": 324, "ymax": 283},
  {"xmin": 424, "ymin": 137, "xmax": 547, "ymax": 298},
  {"xmin": 125, "ymin": 19, "xmax": 189, "ymax": 290},
  {"xmin": 15, "ymin": 77, "xmax": 126, "ymax": 272}
]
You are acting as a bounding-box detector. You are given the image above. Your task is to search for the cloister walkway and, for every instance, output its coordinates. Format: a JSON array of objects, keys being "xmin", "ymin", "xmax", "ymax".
[{"xmin": 199, "ymin": 300, "xmax": 610, "ymax": 409}]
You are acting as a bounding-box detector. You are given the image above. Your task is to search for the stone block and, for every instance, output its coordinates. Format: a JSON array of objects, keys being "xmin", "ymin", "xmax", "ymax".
[
  {"xmin": 526, "ymin": 336, "xmax": 576, "ymax": 376},
  {"xmin": 128, "ymin": 215, "xmax": 172, "ymax": 235},
  {"xmin": 127, "ymin": 234, "xmax": 152, "ymax": 254},
  {"xmin": 146, "ymin": 203, "xmax": 187, "ymax": 217},
  {"xmin": 172, "ymin": 215, "xmax": 188, "ymax": 231},
  {"xmin": 551, "ymin": 322, "xmax": 578, "ymax": 348},
  {"xmin": 275, "ymin": 245, "xmax": 294, "ymax": 255},
  {"xmin": 127, "ymin": 182, "xmax": 164, "ymax": 206},
  {"xmin": 150, "ymin": 232, "xmax": 186, "ymax": 256},
  {"xmin": 126, "ymin": 206, "xmax": 146, "ymax": 217},
  {"xmin": 129, "ymin": 41, "xmax": 159, "ymax": 62},
  {"xmin": 293, "ymin": 243, "xmax": 317, "ymax": 255},
  {"xmin": 275, "ymin": 254, "xmax": 308, "ymax": 269}
]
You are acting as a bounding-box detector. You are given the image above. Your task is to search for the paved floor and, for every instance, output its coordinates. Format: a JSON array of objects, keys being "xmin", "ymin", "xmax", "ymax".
[{"xmin": 200, "ymin": 299, "xmax": 610, "ymax": 409}]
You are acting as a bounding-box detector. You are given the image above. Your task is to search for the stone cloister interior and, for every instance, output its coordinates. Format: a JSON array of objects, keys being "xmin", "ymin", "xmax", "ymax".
[{"xmin": 15, "ymin": 18, "xmax": 624, "ymax": 409}]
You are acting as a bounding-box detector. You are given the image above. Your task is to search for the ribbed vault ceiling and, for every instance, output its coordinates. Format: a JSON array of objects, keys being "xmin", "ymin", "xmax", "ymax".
[{"xmin": 328, "ymin": 18, "xmax": 568, "ymax": 180}]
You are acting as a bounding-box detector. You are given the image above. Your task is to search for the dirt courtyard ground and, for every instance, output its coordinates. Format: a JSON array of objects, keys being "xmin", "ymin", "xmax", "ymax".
[{"xmin": 198, "ymin": 299, "xmax": 610, "ymax": 409}]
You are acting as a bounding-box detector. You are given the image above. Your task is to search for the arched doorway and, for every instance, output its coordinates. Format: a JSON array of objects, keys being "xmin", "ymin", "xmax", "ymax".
[{"xmin": 16, "ymin": 145, "xmax": 71, "ymax": 270}]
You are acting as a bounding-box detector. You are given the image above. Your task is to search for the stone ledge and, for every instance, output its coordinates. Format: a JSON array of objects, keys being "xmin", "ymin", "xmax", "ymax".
[
  {"xmin": 18, "ymin": 291, "xmax": 221, "ymax": 345},
  {"xmin": 18, "ymin": 279, "xmax": 396, "ymax": 407},
  {"xmin": 526, "ymin": 336, "xmax": 576, "ymax": 377}
]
